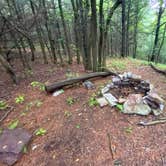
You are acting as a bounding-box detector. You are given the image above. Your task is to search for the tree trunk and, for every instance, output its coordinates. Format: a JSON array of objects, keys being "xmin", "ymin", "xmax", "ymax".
[
  {"xmin": 41, "ymin": 0, "xmax": 57, "ymax": 64},
  {"xmin": 98, "ymin": 0, "xmax": 104, "ymax": 70},
  {"xmin": 151, "ymin": 6, "xmax": 164, "ymax": 62},
  {"xmin": 102, "ymin": 0, "xmax": 122, "ymax": 67},
  {"xmin": 71, "ymin": 0, "xmax": 80, "ymax": 64},
  {"xmin": 156, "ymin": 23, "xmax": 166, "ymax": 62},
  {"xmin": 126, "ymin": 0, "xmax": 131, "ymax": 56},
  {"xmin": 79, "ymin": 0, "xmax": 92, "ymax": 70},
  {"xmin": 29, "ymin": 0, "xmax": 48, "ymax": 64},
  {"xmin": 90, "ymin": 0, "xmax": 98, "ymax": 72},
  {"xmin": 121, "ymin": 0, "xmax": 126, "ymax": 57},
  {"xmin": 58, "ymin": 0, "xmax": 72, "ymax": 64},
  {"xmin": 133, "ymin": 0, "xmax": 139, "ymax": 58}
]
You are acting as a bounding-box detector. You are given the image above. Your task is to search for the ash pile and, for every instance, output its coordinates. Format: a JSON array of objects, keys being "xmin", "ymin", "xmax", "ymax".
[{"xmin": 97, "ymin": 72, "xmax": 165, "ymax": 116}]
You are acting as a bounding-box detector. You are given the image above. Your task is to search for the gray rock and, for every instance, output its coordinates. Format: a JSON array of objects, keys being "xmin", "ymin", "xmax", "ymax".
[
  {"xmin": 97, "ymin": 97, "xmax": 108, "ymax": 107},
  {"xmin": 112, "ymin": 76, "xmax": 121, "ymax": 83},
  {"xmin": 123, "ymin": 94, "xmax": 151, "ymax": 115},
  {"xmin": 103, "ymin": 93, "xmax": 118, "ymax": 106},
  {"xmin": 143, "ymin": 92, "xmax": 165, "ymax": 116},
  {"xmin": 83, "ymin": 81, "xmax": 95, "ymax": 90},
  {"xmin": 0, "ymin": 128, "xmax": 32, "ymax": 166},
  {"xmin": 101, "ymin": 86, "xmax": 110, "ymax": 94}
]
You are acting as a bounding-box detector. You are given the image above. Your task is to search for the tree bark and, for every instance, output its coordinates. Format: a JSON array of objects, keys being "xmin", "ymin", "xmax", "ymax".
[
  {"xmin": 58, "ymin": 0, "xmax": 72, "ymax": 64},
  {"xmin": 90, "ymin": 0, "xmax": 98, "ymax": 71},
  {"xmin": 29, "ymin": 0, "xmax": 48, "ymax": 64},
  {"xmin": 133, "ymin": 0, "xmax": 139, "ymax": 58},
  {"xmin": 71, "ymin": 0, "xmax": 80, "ymax": 64},
  {"xmin": 98, "ymin": 0, "xmax": 104, "ymax": 70},
  {"xmin": 121, "ymin": 0, "xmax": 126, "ymax": 57},
  {"xmin": 102, "ymin": 0, "xmax": 122, "ymax": 67},
  {"xmin": 151, "ymin": 6, "xmax": 164, "ymax": 62}
]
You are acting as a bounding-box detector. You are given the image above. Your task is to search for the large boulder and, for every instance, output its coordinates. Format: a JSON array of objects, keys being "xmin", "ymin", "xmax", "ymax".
[
  {"xmin": 123, "ymin": 94, "xmax": 151, "ymax": 115},
  {"xmin": 0, "ymin": 128, "xmax": 32, "ymax": 166}
]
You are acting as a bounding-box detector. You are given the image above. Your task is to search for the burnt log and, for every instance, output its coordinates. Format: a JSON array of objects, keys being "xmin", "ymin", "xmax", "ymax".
[{"xmin": 45, "ymin": 71, "xmax": 118, "ymax": 93}]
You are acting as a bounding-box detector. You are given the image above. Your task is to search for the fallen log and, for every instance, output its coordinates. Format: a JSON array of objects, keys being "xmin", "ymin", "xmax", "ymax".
[
  {"xmin": 150, "ymin": 63, "xmax": 166, "ymax": 76},
  {"xmin": 45, "ymin": 71, "xmax": 118, "ymax": 93}
]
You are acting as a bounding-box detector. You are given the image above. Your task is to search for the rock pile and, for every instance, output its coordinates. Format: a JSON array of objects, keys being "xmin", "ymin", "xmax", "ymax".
[{"xmin": 98, "ymin": 72, "xmax": 165, "ymax": 116}]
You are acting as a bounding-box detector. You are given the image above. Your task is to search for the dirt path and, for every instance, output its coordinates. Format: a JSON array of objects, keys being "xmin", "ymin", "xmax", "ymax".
[{"xmin": 0, "ymin": 60, "xmax": 166, "ymax": 166}]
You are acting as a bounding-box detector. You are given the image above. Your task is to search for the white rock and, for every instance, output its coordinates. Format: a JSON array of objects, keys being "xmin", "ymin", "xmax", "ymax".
[
  {"xmin": 53, "ymin": 89, "xmax": 64, "ymax": 96},
  {"xmin": 97, "ymin": 97, "xmax": 108, "ymax": 107}
]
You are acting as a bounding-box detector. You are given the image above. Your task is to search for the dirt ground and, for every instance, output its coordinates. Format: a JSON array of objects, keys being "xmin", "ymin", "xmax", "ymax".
[{"xmin": 0, "ymin": 59, "xmax": 166, "ymax": 166}]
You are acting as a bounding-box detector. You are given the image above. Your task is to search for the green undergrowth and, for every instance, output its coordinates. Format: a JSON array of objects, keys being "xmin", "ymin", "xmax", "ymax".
[{"xmin": 107, "ymin": 57, "xmax": 166, "ymax": 71}]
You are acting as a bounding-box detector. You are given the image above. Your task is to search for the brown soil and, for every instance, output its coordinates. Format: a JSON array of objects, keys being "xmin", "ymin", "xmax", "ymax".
[{"xmin": 0, "ymin": 59, "xmax": 166, "ymax": 166}]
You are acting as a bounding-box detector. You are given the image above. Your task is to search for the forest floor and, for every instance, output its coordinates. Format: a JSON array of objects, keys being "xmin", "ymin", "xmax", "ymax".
[{"xmin": 0, "ymin": 58, "xmax": 166, "ymax": 166}]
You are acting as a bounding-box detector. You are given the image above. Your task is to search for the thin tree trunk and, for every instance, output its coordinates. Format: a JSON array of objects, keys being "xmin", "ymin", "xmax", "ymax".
[
  {"xmin": 71, "ymin": 0, "xmax": 80, "ymax": 64},
  {"xmin": 126, "ymin": 0, "xmax": 131, "ymax": 56},
  {"xmin": 58, "ymin": 0, "xmax": 72, "ymax": 64},
  {"xmin": 121, "ymin": 0, "xmax": 126, "ymax": 57},
  {"xmin": 133, "ymin": 0, "xmax": 139, "ymax": 58},
  {"xmin": 156, "ymin": 23, "xmax": 166, "ymax": 62},
  {"xmin": 151, "ymin": 6, "xmax": 164, "ymax": 62},
  {"xmin": 102, "ymin": 0, "xmax": 122, "ymax": 67},
  {"xmin": 90, "ymin": 0, "xmax": 98, "ymax": 72},
  {"xmin": 29, "ymin": 0, "xmax": 48, "ymax": 64},
  {"xmin": 98, "ymin": 0, "xmax": 104, "ymax": 70},
  {"xmin": 42, "ymin": 0, "xmax": 57, "ymax": 64}
]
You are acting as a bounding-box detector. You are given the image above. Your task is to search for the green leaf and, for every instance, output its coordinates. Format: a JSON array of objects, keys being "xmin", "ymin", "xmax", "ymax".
[
  {"xmin": 30, "ymin": 81, "xmax": 45, "ymax": 91},
  {"xmin": 116, "ymin": 104, "xmax": 123, "ymax": 112},
  {"xmin": 88, "ymin": 97, "xmax": 98, "ymax": 107},
  {"xmin": 76, "ymin": 124, "xmax": 80, "ymax": 129},
  {"xmin": 124, "ymin": 127, "xmax": 133, "ymax": 134},
  {"xmin": 22, "ymin": 146, "xmax": 28, "ymax": 153},
  {"xmin": 15, "ymin": 95, "xmax": 25, "ymax": 104},
  {"xmin": 0, "ymin": 101, "xmax": 8, "ymax": 110},
  {"xmin": 35, "ymin": 128, "xmax": 47, "ymax": 136},
  {"xmin": 66, "ymin": 97, "xmax": 74, "ymax": 105},
  {"xmin": 8, "ymin": 120, "xmax": 19, "ymax": 129}
]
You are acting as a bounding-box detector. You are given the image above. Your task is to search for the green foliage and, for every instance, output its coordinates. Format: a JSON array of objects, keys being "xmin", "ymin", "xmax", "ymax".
[
  {"xmin": 88, "ymin": 96, "xmax": 98, "ymax": 107},
  {"xmin": 15, "ymin": 95, "xmax": 25, "ymax": 104},
  {"xmin": 0, "ymin": 101, "xmax": 8, "ymax": 110},
  {"xmin": 64, "ymin": 111, "xmax": 72, "ymax": 117},
  {"xmin": 107, "ymin": 58, "xmax": 127, "ymax": 71},
  {"xmin": 22, "ymin": 146, "xmax": 28, "ymax": 154},
  {"xmin": 30, "ymin": 81, "xmax": 45, "ymax": 91},
  {"xmin": 116, "ymin": 104, "xmax": 123, "ymax": 112},
  {"xmin": 35, "ymin": 128, "xmax": 47, "ymax": 136},
  {"xmin": 124, "ymin": 127, "xmax": 133, "ymax": 134},
  {"xmin": 26, "ymin": 100, "xmax": 43, "ymax": 110},
  {"xmin": 8, "ymin": 119, "xmax": 19, "ymax": 129},
  {"xmin": 76, "ymin": 124, "xmax": 80, "ymax": 129},
  {"xmin": 66, "ymin": 97, "xmax": 74, "ymax": 105}
]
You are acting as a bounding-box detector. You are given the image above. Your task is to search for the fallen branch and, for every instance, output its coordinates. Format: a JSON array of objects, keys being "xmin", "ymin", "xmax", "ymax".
[
  {"xmin": 107, "ymin": 133, "xmax": 115, "ymax": 160},
  {"xmin": 45, "ymin": 71, "xmax": 118, "ymax": 93},
  {"xmin": 138, "ymin": 118, "xmax": 166, "ymax": 126},
  {"xmin": 150, "ymin": 63, "xmax": 166, "ymax": 76},
  {"xmin": 0, "ymin": 106, "xmax": 14, "ymax": 123}
]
